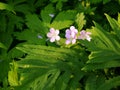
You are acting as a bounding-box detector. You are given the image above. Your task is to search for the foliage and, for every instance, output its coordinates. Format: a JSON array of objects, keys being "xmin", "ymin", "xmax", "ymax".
[{"xmin": 0, "ymin": 0, "xmax": 120, "ymax": 90}]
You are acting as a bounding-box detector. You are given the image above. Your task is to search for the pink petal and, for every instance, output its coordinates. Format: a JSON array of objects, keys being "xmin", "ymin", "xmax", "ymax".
[
  {"xmin": 47, "ymin": 33, "xmax": 52, "ymax": 37},
  {"xmin": 55, "ymin": 30, "xmax": 59, "ymax": 35},
  {"xmin": 66, "ymin": 29, "xmax": 70, "ymax": 33},
  {"xmin": 50, "ymin": 37, "xmax": 55, "ymax": 42},
  {"xmin": 66, "ymin": 40, "xmax": 71, "ymax": 44},
  {"xmin": 70, "ymin": 26, "xmax": 75, "ymax": 30},
  {"xmin": 78, "ymin": 35, "xmax": 85, "ymax": 40},
  {"xmin": 50, "ymin": 28, "xmax": 55, "ymax": 33},
  {"xmin": 65, "ymin": 33, "xmax": 71, "ymax": 38},
  {"xmin": 86, "ymin": 32, "xmax": 91, "ymax": 35},
  {"xmin": 56, "ymin": 36, "xmax": 60, "ymax": 41},
  {"xmin": 72, "ymin": 39, "xmax": 76, "ymax": 44},
  {"xmin": 71, "ymin": 32, "xmax": 75, "ymax": 38},
  {"xmin": 80, "ymin": 30, "xmax": 86, "ymax": 34}
]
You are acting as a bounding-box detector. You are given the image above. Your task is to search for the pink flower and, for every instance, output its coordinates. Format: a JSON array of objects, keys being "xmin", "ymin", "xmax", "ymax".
[
  {"xmin": 65, "ymin": 26, "xmax": 78, "ymax": 44},
  {"xmin": 78, "ymin": 30, "xmax": 91, "ymax": 41},
  {"xmin": 47, "ymin": 28, "xmax": 60, "ymax": 42}
]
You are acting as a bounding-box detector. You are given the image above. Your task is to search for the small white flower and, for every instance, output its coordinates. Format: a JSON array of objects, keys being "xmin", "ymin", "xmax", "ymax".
[{"xmin": 47, "ymin": 28, "xmax": 60, "ymax": 42}]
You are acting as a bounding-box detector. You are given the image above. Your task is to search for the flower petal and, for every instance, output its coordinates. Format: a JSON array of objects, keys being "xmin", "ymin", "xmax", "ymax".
[
  {"xmin": 70, "ymin": 26, "xmax": 75, "ymax": 30},
  {"xmin": 50, "ymin": 37, "xmax": 55, "ymax": 42},
  {"xmin": 55, "ymin": 30, "xmax": 59, "ymax": 35},
  {"xmin": 50, "ymin": 28, "xmax": 55, "ymax": 33},
  {"xmin": 56, "ymin": 36, "xmax": 60, "ymax": 41},
  {"xmin": 66, "ymin": 40, "xmax": 71, "ymax": 44},
  {"xmin": 47, "ymin": 33, "xmax": 52, "ymax": 37},
  {"xmin": 72, "ymin": 39, "xmax": 76, "ymax": 44}
]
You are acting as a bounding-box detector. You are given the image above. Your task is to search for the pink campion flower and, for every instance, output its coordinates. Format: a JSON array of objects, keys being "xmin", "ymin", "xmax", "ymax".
[
  {"xmin": 65, "ymin": 26, "xmax": 78, "ymax": 44},
  {"xmin": 78, "ymin": 30, "xmax": 91, "ymax": 41},
  {"xmin": 47, "ymin": 28, "xmax": 60, "ymax": 42}
]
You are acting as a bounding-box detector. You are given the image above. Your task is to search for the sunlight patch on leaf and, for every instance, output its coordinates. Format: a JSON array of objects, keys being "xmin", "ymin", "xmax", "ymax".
[
  {"xmin": 0, "ymin": 2, "xmax": 13, "ymax": 11},
  {"xmin": 49, "ymin": 20, "xmax": 73, "ymax": 30},
  {"xmin": 76, "ymin": 13, "xmax": 86, "ymax": 31}
]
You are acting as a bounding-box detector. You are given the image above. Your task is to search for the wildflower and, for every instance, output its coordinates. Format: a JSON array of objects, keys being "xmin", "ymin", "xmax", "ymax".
[
  {"xmin": 47, "ymin": 28, "xmax": 60, "ymax": 42},
  {"xmin": 65, "ymin": 26, "xmax": 78, "ymax": 44},
  {"xmin": 78, "ymin": 30, "xmax": 91, "ymax": 41}
]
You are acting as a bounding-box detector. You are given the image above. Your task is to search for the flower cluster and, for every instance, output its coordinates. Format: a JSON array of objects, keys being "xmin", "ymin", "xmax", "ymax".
[
  {"xmin": 65, "ymin": 26, "xmax": 78, "ymax": 44},
  {"xmin": 47, "ymin": 26, "xmax": 91, "ymax": 44}
]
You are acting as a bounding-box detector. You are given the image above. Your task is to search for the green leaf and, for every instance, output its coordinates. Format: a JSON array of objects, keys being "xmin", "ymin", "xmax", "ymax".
[
  {"xmin": 0, "ymin": 54, "xmax": 10, "ymax": 82},
  {"xmin": 97, "ymin": 76, "xmax": 120, "ymax": 90},
  {"xmin": 41, "ymin": 4, "xmax": 55, "ymax": 23},
  {"xmin": 81, "ymin": 20, "xmax": 120, "ymax": 71},
  {"xmin": 42, "ymin": 70, "xmax": 60, "ymax": 90},
  {"xmin": 8, "ymin": 61, "xmax": 19, "ymax": 86},
  {"xmin": 0, "ymin": 15, "xmax": 7, "ymax": 32},
  {"xmin": 54, "ymin": 10, "xmax": 76, "ymax": 21},
  {"xmin": 85, "ymin": 74, "xmax": 97, "ymax": 90},
  {"xmin": 118, "ymin": 13, "xmax": 120, "ymax": 25},
  {"xmin": 14, "ymin": 29, "xmax": 46, "ymax": 45},
  {"xmin": 0, "ymin": 42, "xmax": 7, "ymax": 49},
  {"xmin": 48, "ymin": 10, "xmax": 76, "ymax": 29},
  {"xmin": 15, "ymin": 45, "xmax": 81, "ymax": 90},
  {"xmin": 93, "ymin": 22, "xmax": 120, "ymax": 51},
  {"xmin": 0, "ymin": 2, "xmax": 13, "ymax": 11},
  {"xmin": 85, "ymin": 74, "xmax": 106, "ymax": 90},
  {"xmin": 0, "ymin": 32, "xmax": 13, "ymax": 49},
  {"xmin": 54, "ymin": 71, "xmax": 71, "ymax": 90},
  {"xmin": 25, "ymin": 14, "xmax": 47, "ymax": 34},
  {"xmin": 82, "ymin": 60, "xmax": 120, "ymax": 71},
  {"xmin": 76, "ymin": 13, "xmax": 86, "ymax": 30},
  {"xmin": 105, "ymin": 13, "xmax": 120, "ymax": 40},
  {"xmin": 49, "ymin": 20, "xmax": 73, "ymax": 30},
  {"xmin": 88, "ymin": 50, "xmax": 120, "ymax": 63}
]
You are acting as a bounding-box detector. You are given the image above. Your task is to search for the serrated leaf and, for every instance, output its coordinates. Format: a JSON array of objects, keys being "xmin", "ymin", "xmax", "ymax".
[
  {"xmin": 97, "ymin": 76, "xmax": 120, "ymax": 90},
  {"xmin": 82, "ymin": 60, "xmax": 120, "ymax": 71},
  {"xmin": 49, "ymin": 20, "xmax": 73, "ymax": 30},
  {"xmin": 54, "ymin": 71, "xmax": 71, "ymax": 90},
  {"xmin": 105, "ymin": 13, "xmax": 120, "ymax": 41},
  {"xmin": 25, "ymin": 14, "xmax": 47, "ymax": 34},
  {"xmin": 93, "ymin": 22, "xmax": 119, "ymax": 51},
  {"xmin": 41, "ymin": 4, "xmax": 55, "ymax": 23},
  {"xmin": 48, "ymin": 10, "xmax": 76, "ymax": 29},
  {"xmin": 8, "ymin": 66, "xmax": 19, "ymax": 86},
  {"xmin": 76, "ymin": 13, "xmax": 86, "ymax": 30},
  {"xmin": 85, "ymin": 74, "xmax": 97, "ymax": 90},
  {"xmin": 14, "ymin": 29, "xmax": 45, "ymax": 45},
  {"xmin": 42, "ymin": 70, "xmax": 60, "ymax": 90},
  {"xmin": 15, "ymin": 44, "xmax": 81, "ymax": 90},
  {"xmin": 88, "ymin": 50, "xmax": 120, "ymax": 63},
  {"xmin": 54, "ymin": 10, "xmax": 77, "ymax": 21}
]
